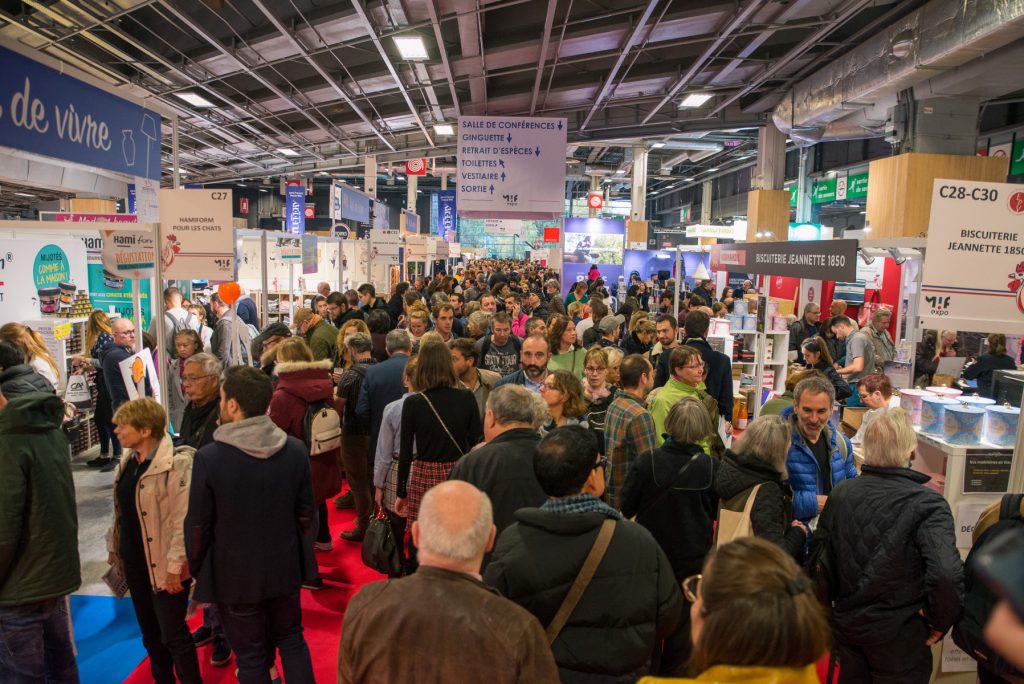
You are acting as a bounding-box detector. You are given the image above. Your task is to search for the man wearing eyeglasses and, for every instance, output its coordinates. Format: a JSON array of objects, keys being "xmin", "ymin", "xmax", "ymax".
[{"xmin": 178, "ymin": 353, "xmax": 223, "ymax": 451}]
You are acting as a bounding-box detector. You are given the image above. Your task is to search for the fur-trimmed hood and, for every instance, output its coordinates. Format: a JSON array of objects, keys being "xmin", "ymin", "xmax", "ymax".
[
  {"xmin": 272, "ymin": 358, "xmax": 334, "ymax": 406},
  {"xmin": 274, "ymin": 358, "xmax": 334, "ymax": 375}
]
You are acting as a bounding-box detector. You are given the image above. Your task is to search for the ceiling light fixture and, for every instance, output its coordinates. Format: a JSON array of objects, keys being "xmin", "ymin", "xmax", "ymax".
[
  {"xmin": 678, "ymin": 92, "xmax": 713, "ymax": 108},
  {"xmin": 277, "ymin": 148, "xmax": 299, "ymax": 157},
  {"xmin": 434, "ymin": 124, "xmax": 455, "ymax": 136},
  {"xmin": 704, "ymin": 167, "xmax": 719, "ymax": 173},
  {"xmin": 13, "ymin": 192, "xmax": 35, "ymax": 197},
  {"xmin": 174, "ymin": 91, "xmax": 217, "ymax": 108},
  {"xmin": 650, "ymin": 142, "xmax": 666, "ymax": 148},
  {"xmin": 393, "ymin": 36, "xmax": 429, "ymax": 60}
]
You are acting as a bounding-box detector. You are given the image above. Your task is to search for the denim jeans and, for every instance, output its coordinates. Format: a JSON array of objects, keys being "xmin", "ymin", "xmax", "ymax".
[
  {"xmin": 0, "ymin": 595, "xmax": 79, "ymax": 684},
  {"xmin": 218, "ymin": 593, "xmax": 314, "ymax": 684}
]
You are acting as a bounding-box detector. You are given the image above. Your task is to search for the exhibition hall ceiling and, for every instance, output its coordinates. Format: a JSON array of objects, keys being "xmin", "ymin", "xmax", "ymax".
[{"xmin": 0, "ymin": 0, "xmax": 923, "ymax": 185}]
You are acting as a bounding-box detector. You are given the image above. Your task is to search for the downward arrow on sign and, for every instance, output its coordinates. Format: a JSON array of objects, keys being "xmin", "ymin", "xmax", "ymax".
[
  {"xmin": 506, "ymin": 133, "xmax": 512, "ymax": 143},
  {"xmin": 534, "ymin": 147, "xmax": 541, "ymax": 156}
]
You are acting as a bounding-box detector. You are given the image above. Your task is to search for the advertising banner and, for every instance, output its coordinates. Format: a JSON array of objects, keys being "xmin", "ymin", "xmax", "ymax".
[
  {"xmin": 159, "ymin": 188, "xmax": 234, "ymax": 281},
  {"xmin": 78, "ymin": 234, "xmax": 152, "ymax": 327},
  {"xmin": 340, "ymin": 184, "xmax": 370, "ymax": 223},
  {"xmin": 373, "ymin": 201, "xmax": 390, "ymax": 231},
  {"xmin": 456, "ymin": 115, "xmax": 567, "ymax": 218},
  {"xmin": 101, "ymin": 229, "xmax": 155, "ymax": 278},
  {"xmin": 711, "ymin": 239, "xmax": 858, "ymax": 281},
  {"xmin": 483, "ymin": 218, "xmax": 520, "ymax": 235},
  {"xmin": 402, "ymin": 211, "xmax": 419, "ymax": 235},
  {"xmin": 0, "ymin": 238, "xmax": 89, "ymax": 323},
  {"xmin": 438, "ymin": 189, "xmax": 456, "ymax": 237},
  {"xmin": 563, "ymin": 217, "xmax": 624, "ymax": 294},
  {"xmin": 0, "ymin": 45, "xmax": 161, "ymax": 180},
  {"xmin": 685, "ymin": 223, "xmax": 745, "ymax": 240},
  {"xmin": 118, "ymin": 347, "xmax": 161, "ymax": 403},
  {"xmin": 919, "ymin": 179, "xmax": 1024, "ymax": 334},
  {"xmin": 302, "ymin": 235, "xmax": 318, "ymax": 275},
  {"xmin": 285, "ymin": 182, "xmax": 305, "ymax": 234}
]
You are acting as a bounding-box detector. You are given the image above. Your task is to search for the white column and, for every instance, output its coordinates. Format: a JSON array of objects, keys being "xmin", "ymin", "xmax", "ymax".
[
  {"xmin": 630, "ymin": 143, "xmax": 648, "ymax": 221},
  {"xmin": 701, "ymin": 181, "xmax": 713, "ymax": 224},
  {"xmin": 753, "ymin": 124, "xmax": 787, "ymax": 190},
  {"xmin": 407, "ymin": 174, "xmax": 418, "ymax": 217},
  {"xmin": 795, "ymin": 147, "xmax": 813, "ymax": 223}
]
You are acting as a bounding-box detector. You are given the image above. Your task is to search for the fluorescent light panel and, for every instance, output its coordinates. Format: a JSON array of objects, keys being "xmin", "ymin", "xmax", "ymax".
[
  {"xmin": 174, "ymin": 91, "xmax": 217, "ymax": 108},
  {"xmin": 650, "ymin": 142, "xmax": 666, "ymax": 148},
  {"xmin": 13, "ymin": 192, "xmax": 35, "ymax": 197},
  {"xmin": 394, "ymin": 36, "xmax": 429, "ymax": 60},
  {"xmin": 277, "ymin": 148, "xmax": 299, "ymax": 157},
  {"xmin": 679, "ymin": 92, "xmax": 713, "ymax": 108},
  {"xmin": 434, "ymin": 124, "xmax": 455, "ymax": 135}
]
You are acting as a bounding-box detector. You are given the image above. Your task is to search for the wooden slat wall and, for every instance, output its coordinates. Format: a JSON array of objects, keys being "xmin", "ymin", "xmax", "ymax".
[{"xmin": 746, "ymin": 189, "xmax": 790, "ymax": 242}]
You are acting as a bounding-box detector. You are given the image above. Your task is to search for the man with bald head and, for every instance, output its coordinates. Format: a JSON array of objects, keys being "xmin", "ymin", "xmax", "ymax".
[{"xmin": 338, "ymin": 481, "xmax": 557, "ymax": 683}]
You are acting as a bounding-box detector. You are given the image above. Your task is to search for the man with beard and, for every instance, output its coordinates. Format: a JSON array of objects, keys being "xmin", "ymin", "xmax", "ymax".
[
  {"xmin": 494, "ymin": 335, "xmax": 550, "ymax": 393},
  {"xmin": 451, "ymin": 338, "xmax": 501, "ymax": 420}
]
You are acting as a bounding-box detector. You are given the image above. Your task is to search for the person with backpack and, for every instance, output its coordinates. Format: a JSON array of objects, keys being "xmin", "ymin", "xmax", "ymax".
[
  {"xmin": 154, "ymin": 287, "xmax": 201, "ymax": 358},
  {"xmin": 107, "ymin": 398, "xmax": 201, "ymax": 684},
  {"xmin": 267, "ymin": 337, "xmax": 342, "ymax": 590},
  {"xmin": 476, "ymin": 312, "xmax": 521, "ymax": 377},
  {"xmin": 954, "ymin": 494, "xmax": 1024, "ymax": 683},
  {"xmin": 334, "ymin": 332, "xmax": 376, "ymax": 543},
  {"xmin": 209, "ymin": 293, "xmax": 258, "ymax": 367},
  {"xmin": 814, "ymin": 407, "xmax": 963, "ymax": 684}
]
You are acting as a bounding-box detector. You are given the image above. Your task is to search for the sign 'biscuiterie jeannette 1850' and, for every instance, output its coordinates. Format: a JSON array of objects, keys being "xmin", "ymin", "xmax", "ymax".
[
  {"xmin": 456, "ymin": 116, "xmax": 567, "ymax": 219},
  {"xmin": 919, "ymin": 179, "xmax": 1024, "ymax": 335}
]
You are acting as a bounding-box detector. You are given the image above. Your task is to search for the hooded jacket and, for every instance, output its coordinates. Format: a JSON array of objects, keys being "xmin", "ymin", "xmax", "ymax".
[
  {"xmin": 817, "ymin": 465, "xmax": 964, "ymax": 646},
  {"xmin": 185, "ymin": 415, "xmax": 315, "ymax": 604},
  {"xmin": 0, "ymin": 393, "xmax": 80, "ymax": 605},
  {"xmin": 107, "ymin": 436, "xmax": 194, "ymax": 590},
  {"xmin": 781, "ymin": 406, "xmax": 856, "ymax": 523},
  {"xmin": 304, "ymin": 318, "xmax": 338, "ymax": 362},
  {"xmin": 713, "ymin": 450, "xmax": 807, "ymax": 559},
  {"xmin": 268, "ymin": 359, "xmax": 342, "ymax": 504},
  {"xmin": 0, "ymin": 363, "xmax": 55, "ymax": 397}
]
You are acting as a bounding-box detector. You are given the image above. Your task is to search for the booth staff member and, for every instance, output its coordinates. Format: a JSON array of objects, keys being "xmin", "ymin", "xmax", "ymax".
[{"xmin": 831, "ymin": 316, "xmax": 873, "ymax": 407}]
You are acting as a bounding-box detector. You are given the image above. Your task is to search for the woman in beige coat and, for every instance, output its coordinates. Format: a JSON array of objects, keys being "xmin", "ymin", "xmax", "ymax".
[{"xmin": 107, "ymin": 398, "xmax": 201, "ymax": 684}]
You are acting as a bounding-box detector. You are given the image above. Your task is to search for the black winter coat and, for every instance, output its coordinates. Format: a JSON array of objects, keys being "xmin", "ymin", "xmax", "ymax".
[
  {"xmin": 816, "ymin": 465, "xmax": 964, "ymax": 646},
  {"xmin": 714, "ymin": 450, "xmax": 806, "ymax": 558},
  {"xmin": 623, "ymin": 332, "xmax": 652, "ymax": 356},
  {"xmin": 681, "ymin": 337, "xmax": 733, "ymax": 419},
  {"xmin": 0, "ymin": 364, "xmax": 55, "ymax": 398},
  {"xmin": 485, "ymin": 509, "xmax": 682, "ymax": 683},
  {"xmin": 808, "ymin": 361, "xmax": 852, "ymax": 402},
  {"xmin": 448, "ymin": 428, "xmax": 546, "ymax": 538},
  {"xmin": 619, "ymin": 440, "xmax": 718, "ymax": 579}
]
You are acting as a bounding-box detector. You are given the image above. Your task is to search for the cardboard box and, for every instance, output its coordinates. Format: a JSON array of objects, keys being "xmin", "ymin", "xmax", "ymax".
[{"xmin": 840, "ymin": 407, "xmax": 868, "ymax": 439}]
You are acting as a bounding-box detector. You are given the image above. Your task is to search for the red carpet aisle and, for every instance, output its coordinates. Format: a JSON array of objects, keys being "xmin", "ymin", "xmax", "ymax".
[{"xmin": 123, "ymin": 497, "xmax": 384, "ymax": 683}]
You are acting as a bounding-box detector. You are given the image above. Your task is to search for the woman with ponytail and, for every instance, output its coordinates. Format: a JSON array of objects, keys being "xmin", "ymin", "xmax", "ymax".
[{"xmin": 1, "ymin": 322, "xmax": 60, "ymax": 387}]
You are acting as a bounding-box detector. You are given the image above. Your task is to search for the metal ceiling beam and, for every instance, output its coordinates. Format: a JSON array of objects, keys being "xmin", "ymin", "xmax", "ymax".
[
  {"xmin": 579, "ymin": 0, "xmax": 660, "ymax": 130},
  {"xmin": 424, "ymin": 0, "xmax": 460, "ymax": 117},
  {"xmin": 707, "ymin": 0, "xmax": 875, "ymax": 117},
  {"xmin": 248, "ymin": 0, "xmax": 395, "ymax": 151},
  {"xmin": 707, "ymin": 0, "xmax": 816, "ymax": 87},
  {"xmin": 349, "ymin": 0, "xmax": 435, "ymax": 148},
  {"xmin": 156, "ymin": 0, "xmax": 354, "ymax": 155},
  {"xmin": 641, "ymin": 0, "xmax": 768, "ymax": 124},
  {"xmin": 530, "ymin": 0, "xmax": 560, "ymax": 116}
]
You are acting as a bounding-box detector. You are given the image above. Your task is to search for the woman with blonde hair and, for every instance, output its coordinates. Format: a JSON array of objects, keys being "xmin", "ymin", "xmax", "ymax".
[
  {"xmin": 108, "ymin": 398, "xmax": 200, "ymax": 683},
  {"xmin": 539, "ymin": 369, "xmax": 590, "ymax": 436},
  {"xmin": 581, "ymin": 347, "xmax": 616, "ymax": 449},
  {"xmin": 0, "ymin": 322, "xmax": 60, "ymax": 387},
  {"xmin": 639, "ymin": 537, "xmax": 830, "ymax": 683},
  {"xmin": 334, "ymin": 318, "xmax": 370, "ymax": 375},
  {"xmin": 77, "ymin": 310, "xmax": 121, "ymax": 469}
]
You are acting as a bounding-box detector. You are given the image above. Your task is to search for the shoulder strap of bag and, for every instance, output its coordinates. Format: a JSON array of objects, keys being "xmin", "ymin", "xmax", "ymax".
[
  {"xmin": 419, "ymin": 391, "xmax": 465, "ymax": 456},
  {"xmin": 742, "ymin": 483, "xmax": 763, "ymax": 518},
  {"xmin": 636, "ymin": 454, "xmax": 701, "ymax": 519},
  {"xmin": 546, "ymin": 519, "xmax": 615, "ymax": 645}
]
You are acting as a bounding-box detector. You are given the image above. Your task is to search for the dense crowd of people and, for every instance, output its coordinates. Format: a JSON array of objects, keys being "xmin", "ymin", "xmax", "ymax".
[{"xmin": 2, "ymin": 257, "xmax": 1023, "ymax": 684}]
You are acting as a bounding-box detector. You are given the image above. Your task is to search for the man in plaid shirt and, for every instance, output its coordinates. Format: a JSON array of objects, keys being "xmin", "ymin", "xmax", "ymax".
[{"xmin": 603, "ymin": 354, "xmax": 658, "ymax": 506}]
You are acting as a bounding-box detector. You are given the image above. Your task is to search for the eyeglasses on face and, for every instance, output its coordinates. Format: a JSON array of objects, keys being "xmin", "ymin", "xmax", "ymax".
[
  {"xmin": 182, "ymin": 374, "xmax": 214, "ymax": 384},
  {"xmin": 682, "ymin": 574, "xmax": 702, "ymax": 602},
  {"xmin": 584, "ymin": 366, "xmax": 606, "ymax": 373},
  {"xmin": 592, "ymin": 456, "xmax": 609, "ymax": 471},
  {"xmin": 116, "ymin": 330, "xmax": 137, "ymax": 336},
  {"xmin": 541, "ymin": 383, "xmax": 560, "ymax": 391}
]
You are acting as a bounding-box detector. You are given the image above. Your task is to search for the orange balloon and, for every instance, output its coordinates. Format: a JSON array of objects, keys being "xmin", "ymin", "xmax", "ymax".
[{"xmin": 218, "ymin": 282, "xmax": 242, "ymax": 306}]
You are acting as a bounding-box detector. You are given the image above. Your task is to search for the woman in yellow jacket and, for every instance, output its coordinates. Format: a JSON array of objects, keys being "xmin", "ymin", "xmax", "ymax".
[
  {"xmin": 107, "ymin": 398, "xmax": 201, "ymax": 684},
  {"xmin": 640, "ymin": 537, "xmax": 829, "ymax": 684}
]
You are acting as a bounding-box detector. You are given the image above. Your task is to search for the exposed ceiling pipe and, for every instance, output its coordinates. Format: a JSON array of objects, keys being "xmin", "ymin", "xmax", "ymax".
[{"xmin": 773, "ymin": 0, "xmax": 1024, "ymax": 142}]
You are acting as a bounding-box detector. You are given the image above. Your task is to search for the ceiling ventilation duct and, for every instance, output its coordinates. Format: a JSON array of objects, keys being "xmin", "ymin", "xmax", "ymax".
[{"xmin": 773, "ymin": 0, "xmax": 1024, "ymax": 144}]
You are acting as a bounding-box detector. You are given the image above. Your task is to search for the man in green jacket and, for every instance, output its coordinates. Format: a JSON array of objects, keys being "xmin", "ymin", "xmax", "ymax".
[
  {"xmin": 293, "ymin": 307, "xmax": 338, "ymax": 361},
  {"xmin": 0, "ymin": 389, "xmax": 81, "ymax": 681}
]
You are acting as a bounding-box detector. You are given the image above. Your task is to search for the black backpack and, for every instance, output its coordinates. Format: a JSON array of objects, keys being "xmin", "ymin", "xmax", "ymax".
[{"xmin": 953, "ymin": 493, "xmax": 1024, "ymax": 678}]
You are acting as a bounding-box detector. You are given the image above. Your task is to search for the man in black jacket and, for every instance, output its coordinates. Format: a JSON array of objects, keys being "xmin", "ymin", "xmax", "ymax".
[
  {"xmin": 0, "ymin": 341, "xmax": 55, "ymax": 397},
  {"xmin": 185, "ymin": 365, "xmax": 315, "ymax": 684},
  {"xmin": 484, "ymin": 426, "xmax": 682, "ymax": 683},
  {"xmin": 815, "ymin": 408, "xmax": 963, "ymax": 684},
  {"xmin": 789, "ymin": 302, "xmax": 821, "ymax": 364},
  {"xmin": 681, "ymin": 311, "xmax": 733, "ymax": 421},
  {"xmin": 448, "ymin": 385, "xmax": 546, "ymax": 541}
]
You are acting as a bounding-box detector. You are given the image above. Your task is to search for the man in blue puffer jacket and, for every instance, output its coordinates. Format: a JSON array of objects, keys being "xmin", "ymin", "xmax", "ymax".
[{"xmin": 782, "ymin": 374, "xmax": 856, "ymax": 524}]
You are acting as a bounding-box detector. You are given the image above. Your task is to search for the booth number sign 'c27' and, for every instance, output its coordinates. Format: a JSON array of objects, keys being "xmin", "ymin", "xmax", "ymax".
[{"xmin": 919, "ymin": 180, "xmax": 1024, "ymax": 335}]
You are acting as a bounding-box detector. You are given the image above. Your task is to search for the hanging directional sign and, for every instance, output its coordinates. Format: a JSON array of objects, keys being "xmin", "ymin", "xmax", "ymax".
[{"xmin": 456, "ymin": 115, "xmax": 568, "ymax": 219}]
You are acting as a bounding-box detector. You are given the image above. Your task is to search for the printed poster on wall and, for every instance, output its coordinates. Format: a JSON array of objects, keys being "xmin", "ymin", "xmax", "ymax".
[
  {"xmin": 0, "ymin": 238, "xmax": 89, "ymax": 323},
  {"xmin": 918, "ymin": 179, "xmax": 1024, "ymax": 335},
  {"xmin": 159, "ymin": 189, "xmax": 234, "ymax": 281},
  {"xmin": 456, "ymin": 115, "xmax": 567, "ymax": 218},
  {"xmin": 562, "ymin": 218, "xmax": 624, "ymax": 294}
]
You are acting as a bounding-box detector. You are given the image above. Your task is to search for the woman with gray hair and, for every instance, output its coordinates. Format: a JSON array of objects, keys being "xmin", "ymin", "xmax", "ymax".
[
  {"xmin": 814, "ymin": 408, "xmax": 963, "ymax": 684},
  {"xmin": 714, "ymin": 415, "xmax": 809, "ymax": 559}
]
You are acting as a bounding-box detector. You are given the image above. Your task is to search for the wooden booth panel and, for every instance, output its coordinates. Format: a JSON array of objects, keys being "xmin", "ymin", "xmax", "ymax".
[
  {"xmin": 69, "ymin": 197, "xmax": 117, "ymax": 214},
  {"xmin": 746, "ymin": 189, "xmax": 790, "ymax": 242},
  {"xmin": 866, "ymin": 153, "xmax": 1008, "ymax": 238}
]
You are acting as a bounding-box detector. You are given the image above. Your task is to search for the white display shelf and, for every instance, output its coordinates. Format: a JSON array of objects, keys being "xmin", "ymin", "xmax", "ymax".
[{"xmin": 731, "ymin": 329, "xmax": 790, "ymax": 335}]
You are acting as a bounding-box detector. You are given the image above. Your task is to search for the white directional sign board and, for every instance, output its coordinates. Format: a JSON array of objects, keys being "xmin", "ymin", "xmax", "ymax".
[{"xmin": 457, "ymin": 116, "xmax": 567, "ymax": 219}]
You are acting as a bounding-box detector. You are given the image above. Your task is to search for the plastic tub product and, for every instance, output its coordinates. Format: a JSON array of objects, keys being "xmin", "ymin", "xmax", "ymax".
[
  {"xmin": 899, "ymin": 388, "xmax": 936, "ymax": 426},
  {"xmin": 920, "ymin": 396, "xmax": 959, "ymax": 435},
  {"xmin": 733, "ymin": 300, "xmax": 749, "ymax": 316},
  {"xmin": 59, "ymin": 281, "xmax": 76, "ymax": 305},
  {"xmin": 742, "ymin": 314, "xmax": 757, "ymax": 331},
  {"xmin": 38, "ymin": 286, "xmax": 61, "ymax": 314},
  {"xmin": 765, "ymin": 300, "xmax": 779, "ymax": 317},
  {"xmin": 771, "ymin": 315, "xmax": 788, "ymax": 331},
  {"xmin": 103, "ymin": 270, "xmax": 125, "ymax": 290},
  {"xmin": 944, "ymin": 405, "xmax": 986, "ymax": 445},
  {"xmin": 983, "ymin": 405, "xmax": 1020, "ymax": 447},
  {"xmin": 927, "ymin": 386, "xmax": 962, "ymax": 399},
  {"xmin": 961, "ymin": 396, "xmax": 996, "ymax": 408}
]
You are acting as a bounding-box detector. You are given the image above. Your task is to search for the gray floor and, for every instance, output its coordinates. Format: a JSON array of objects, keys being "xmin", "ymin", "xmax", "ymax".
[{"xmin": 72, "ymin": 445, "xmax": 117, "ymax": 597}]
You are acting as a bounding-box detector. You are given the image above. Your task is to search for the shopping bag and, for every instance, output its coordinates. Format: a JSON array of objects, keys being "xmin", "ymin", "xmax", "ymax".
[
  {"xmin": 64, "ymin": 373, "xmax": 94, "ymax": 410},
  {"xmin": 361, "ymin": 506, "xmax": 402, "ymax": 576},
  {"xmin": 857, "ymin": 291, "xmax": 892, "ymax": 328}
]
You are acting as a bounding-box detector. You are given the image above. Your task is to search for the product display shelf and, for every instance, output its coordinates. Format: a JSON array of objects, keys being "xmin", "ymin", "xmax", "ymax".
[
  {"xmin": 723, "ymin": 327, "xmax": 790, "ymax": 400},
  {"xmin": 265, "ymin": 290, "xmax": 319, "ymax": 323}
]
